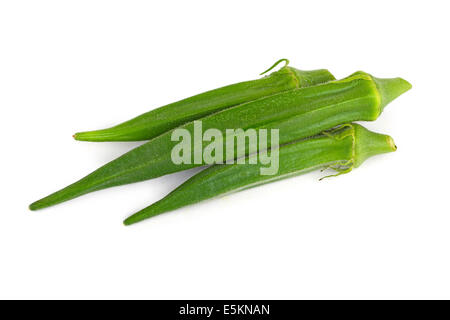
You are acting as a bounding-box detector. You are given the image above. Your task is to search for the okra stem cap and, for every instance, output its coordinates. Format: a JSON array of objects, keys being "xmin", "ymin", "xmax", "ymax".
[
  {"xmin": 288, "ymin": 67, "xmax": 336, "ymax": 87},
  {"xmin": 353, "ymin": 124, "xmax": 397, "ymax": 168},
  {"xmin": 372, "ymin": 76, "xmax": 412, "ymax": 111}
]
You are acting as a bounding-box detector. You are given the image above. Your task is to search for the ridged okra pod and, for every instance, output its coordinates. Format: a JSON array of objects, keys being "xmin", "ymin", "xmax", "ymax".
[
  {"xmin": 124, "ymin": 124, "xmax": 397, "ymax": 225},
  {"xmin": 30, "ymin": 72, "xmax": 411, "ymax": 210},
  {"xmin": 73, "ymin": 60, "xmax": 335, "ymax": 141}
]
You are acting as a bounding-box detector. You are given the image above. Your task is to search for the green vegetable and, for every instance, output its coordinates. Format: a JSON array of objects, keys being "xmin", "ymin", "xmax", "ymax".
[
  {"xmin": 29, "ymin": 72, "xmax": 410, "ymax": 210},
  {"xmin": 73, "ymin": 59, "xmax": 335, "ymax": 142},
  {"xmin": 124, "ymin": 123, "xmax": 397, "ymax": 225}
]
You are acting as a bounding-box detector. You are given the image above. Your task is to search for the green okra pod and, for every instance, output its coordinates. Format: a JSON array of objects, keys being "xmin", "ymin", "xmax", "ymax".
[
  {"xmin": 30, "ymin": 71, "xmax": 411, "ymax": 210},
  {"xmin": 124, "ymin": 123, "xmax": 397, "ymax": 225},
  {"xmin": 73, "ymin": 59, "xmax": 335, "ymax": 142}
]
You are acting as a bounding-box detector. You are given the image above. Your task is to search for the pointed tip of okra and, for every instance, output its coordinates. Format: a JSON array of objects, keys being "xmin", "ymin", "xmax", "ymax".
[
  {"xmin": 123, "ymin": 214, "xmax": 140, "ymax": 226},
  {"xmin": 29, "ymin": 201, "xmax": 43, "ymax": 211},
  {"xmin": 29, "ymin": 198, "xmax": 53, "ymax": 211},
  {"xmin": 73, "ymin": 130, "xmax": 115, "ymax": 141},
  {"xmin": 123, "ymin": 204, "xmax": 162, "ymax": 225},
  {"xmin": 352, "ymin": 124, "xmax": 397, "ymax": 168},
  {"xmin": 73, "ymin": 129, "xmax": 143, "ymax": 142},
  {"xmin": 372, "ymin": 76, "xmax": 412, "ymax": 111},
  {"xmin": 73, "ymin": 131, "xmax": 92, "ymax": 141}
]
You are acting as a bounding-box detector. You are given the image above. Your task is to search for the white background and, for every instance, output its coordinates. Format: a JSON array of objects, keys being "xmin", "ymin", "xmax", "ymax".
[{"xmin": 1, "ymin": 0, "xmax": 449, "ymax": 299}]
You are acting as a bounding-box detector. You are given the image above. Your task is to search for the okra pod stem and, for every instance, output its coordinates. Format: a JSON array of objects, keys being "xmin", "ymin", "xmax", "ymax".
[
  {"xmin": 73, "ymin": 59, "xmax": 335, "ymax": 142},
  {"xmin": 124, "ymin": 124, "xmax": 397, "ymax": 225},
  {"xmin": 30, "ymin": 72, "xmax": 410, "ymax": 210}
]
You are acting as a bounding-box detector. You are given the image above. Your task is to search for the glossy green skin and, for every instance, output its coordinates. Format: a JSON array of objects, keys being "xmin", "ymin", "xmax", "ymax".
[
  {"xmin": 29, "ymin": 73, "xmax": 388, "ymax": 210},
  {"xmin": 123, "ymin": 124, "xmax": 396, "ymax": 225},
  {"xmin": 74, "ymin": 66, "xmax": 335, "ymax": 141}
]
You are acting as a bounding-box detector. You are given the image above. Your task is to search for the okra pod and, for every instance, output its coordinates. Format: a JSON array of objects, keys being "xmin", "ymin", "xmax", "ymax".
[
  {"xmin": 73, "ymin": 59, "xmax": 335, "ymax": 141},
  {"xmin": 29, "ymin": 72, "xmax": 411, "ymax": 210},
  {"xmin": 124, "ymin": 123, "xmax": 397, "ymax": 225}
]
